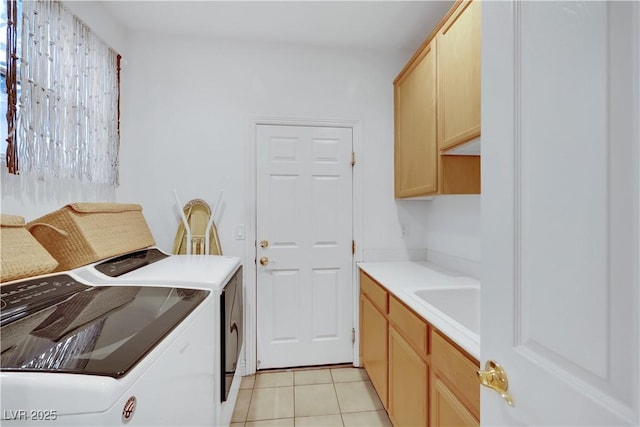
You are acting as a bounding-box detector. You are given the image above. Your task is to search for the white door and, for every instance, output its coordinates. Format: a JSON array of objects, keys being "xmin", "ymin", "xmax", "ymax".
[
  {"xmin": 482, "ymin": 1, "xmax": 639, "ymax": 425},
  {"xmin": 256, "ymin": 124, "xmax": 354, "ymax": 370}
]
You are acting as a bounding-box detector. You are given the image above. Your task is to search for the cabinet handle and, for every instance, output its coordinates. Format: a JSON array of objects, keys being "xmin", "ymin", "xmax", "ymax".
[{"xmin": 477, "ymin": 360, "xmax": 514, "ymax": 407}]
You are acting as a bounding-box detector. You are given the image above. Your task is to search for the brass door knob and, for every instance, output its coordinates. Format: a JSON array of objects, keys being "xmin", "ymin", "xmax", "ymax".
[
  {"xmin": 477, "ymin": 360, "xmax": 514, "ymax": 407},
  {"xmin": 259, "ymin": 257, "xmax": 269, "ymax": 266}
]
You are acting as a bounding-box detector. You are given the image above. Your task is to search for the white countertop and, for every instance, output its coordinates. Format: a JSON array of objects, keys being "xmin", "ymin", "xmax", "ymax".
[{"xmin": 358, "ymin": 261, "xmax": 480, "ymax": 360}]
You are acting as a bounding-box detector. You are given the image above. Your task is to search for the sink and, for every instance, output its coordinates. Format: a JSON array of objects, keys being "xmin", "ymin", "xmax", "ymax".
[{"xmin": 412, "ymin": 287, "xmax": 480, "ymax": 335}]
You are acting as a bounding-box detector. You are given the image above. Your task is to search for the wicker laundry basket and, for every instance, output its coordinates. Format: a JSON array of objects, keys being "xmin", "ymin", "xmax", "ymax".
[
  {"xmin": 27, "ymin": 203, "xmax": 156, "ymax": 271},
  {"xmin": 1, "ymin": 214, "xmax": 59, "ymax": 283}
]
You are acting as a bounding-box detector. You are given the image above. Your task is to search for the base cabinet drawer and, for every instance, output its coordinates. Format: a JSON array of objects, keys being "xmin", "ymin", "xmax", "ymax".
[
  {"xmin": 389, "ymin": 296, "xmax": 427, "ymax": 355},
  {"xmin": 361, "ymin": 272, "xmax": 388, "ymax": 313}
]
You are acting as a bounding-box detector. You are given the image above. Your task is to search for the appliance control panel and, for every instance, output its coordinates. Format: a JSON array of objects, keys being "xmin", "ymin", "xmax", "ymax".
[
  {"xmin": 0, "ymin": 274, "xmax": 90, "ymax": 326},
  {"xmin": 94, "ymin": 248, "xmax": 169, "ymax": 277}
]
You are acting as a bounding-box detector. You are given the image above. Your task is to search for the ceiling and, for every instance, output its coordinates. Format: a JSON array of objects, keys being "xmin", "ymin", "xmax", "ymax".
[{"xmin": 98, "ymin": 1, "xmax": 454, "ymax": 55}]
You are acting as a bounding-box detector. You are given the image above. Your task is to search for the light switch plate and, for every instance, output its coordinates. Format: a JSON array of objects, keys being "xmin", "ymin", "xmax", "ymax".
[{"xmin": 235, "ymin": 224, "xmax": 245, "ymax": 240}]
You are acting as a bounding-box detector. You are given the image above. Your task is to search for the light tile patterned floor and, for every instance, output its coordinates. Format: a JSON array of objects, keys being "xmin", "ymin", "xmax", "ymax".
[{"xmin": 231, "ymin": 367, "xmax": 392, "ymax": 427}]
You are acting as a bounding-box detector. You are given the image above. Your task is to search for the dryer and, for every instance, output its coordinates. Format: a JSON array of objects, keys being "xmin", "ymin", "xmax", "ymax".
[{"xmin": 0, "ymin": 272, "xmax": 216, "ymax": 426}]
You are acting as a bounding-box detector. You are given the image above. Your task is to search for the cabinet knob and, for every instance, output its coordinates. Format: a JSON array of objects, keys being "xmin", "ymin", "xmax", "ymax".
[
  {"xmin": 260, "ymin": 240, "xmax": 269, "ymax": 248},
  {"xmin": 477, "ymin": 360, "xmax": 514, "ymax": 407},
  {"xmin": 259, "ymin": 257, "xmax": 269, "ymax": 266}
]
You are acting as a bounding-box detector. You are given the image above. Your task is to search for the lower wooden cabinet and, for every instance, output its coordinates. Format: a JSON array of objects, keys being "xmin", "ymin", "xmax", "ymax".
[
  {"xmin": 360, "ymin": 294, "xmax": 388, "ymax": 407},
  {"xmin": 388, "ymin": 326, "xmax": 428, "ymax": 427},
  {"xmin": 359, "ymin": 270, "xmax": 480, "ymax": 427}
]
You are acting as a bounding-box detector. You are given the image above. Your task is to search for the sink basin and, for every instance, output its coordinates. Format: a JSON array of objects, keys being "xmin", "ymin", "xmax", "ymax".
[{"xmin": 412, "ymin": 287, "xmax": 480, "ymax": 335}]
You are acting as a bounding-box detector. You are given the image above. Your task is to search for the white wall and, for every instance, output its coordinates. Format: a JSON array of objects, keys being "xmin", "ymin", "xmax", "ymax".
[
  {"xmin": 63, "ymin": 1, "xmax": 127, "ymax": 56},
  {"xmin": 424, "ymin": 195, "xmax": 481, "ymax": 278},
  {"xmin": 1, "ymin": 1, "xmax": 127, "ymax": 220},
  {"xmin": 2, "ymin": 2, "xmax": 481, "ymax": 274},
  {"xmin": 116, "ymin": 32, "xmax": 431, "ymax": 264}
]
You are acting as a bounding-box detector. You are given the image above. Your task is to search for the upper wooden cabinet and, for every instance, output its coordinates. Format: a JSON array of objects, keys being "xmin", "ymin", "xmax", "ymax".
[
  {"xmin": 394, "ymin": 0, "xmax": 481, "ymax": 198},
  {"xmin": 394, "ymin": 40, "xmax": 438, "ymax": 198},
  {"xmin": 437, "ymin": 0, "xmax": 481, "ymax": 151}
]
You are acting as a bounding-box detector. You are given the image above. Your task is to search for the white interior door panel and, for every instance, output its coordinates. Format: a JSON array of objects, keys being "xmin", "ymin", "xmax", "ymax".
[
  {"xmin": 481, "ymin": 2, "xmax": 639, "ymax": 425},
  {"xmin": 256, "ymin": 124, "xmax": 353, "ymax": 369}
]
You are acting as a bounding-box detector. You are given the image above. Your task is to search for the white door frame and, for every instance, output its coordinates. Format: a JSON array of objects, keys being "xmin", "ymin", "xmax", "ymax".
[{"xmin": 244, "ymin": 115, "xmax": 363, "ymax": 375}]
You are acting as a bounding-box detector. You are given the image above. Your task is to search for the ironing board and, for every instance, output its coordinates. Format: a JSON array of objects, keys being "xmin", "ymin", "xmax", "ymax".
[{"xmin": 171, "ymin": 198, "xmax": 222, "ymax": 255}]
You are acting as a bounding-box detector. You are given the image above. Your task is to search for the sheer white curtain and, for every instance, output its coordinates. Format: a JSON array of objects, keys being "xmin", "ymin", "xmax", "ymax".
[{"xmin": 18, "ymin": 0, "xmax": 120, "ymax": 185}]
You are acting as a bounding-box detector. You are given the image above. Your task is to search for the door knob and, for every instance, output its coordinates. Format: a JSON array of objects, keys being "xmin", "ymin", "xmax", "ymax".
[
  {"xmin": 260, "ymin": 240, "xmax": 269, "ymax": 248},
  {"xmin": 259, "ymin": 257, "xmax": 269, "ymax": 266},
  {"xmin": 477, "ymin": 360, "xmax": 514, "ymax": 407}
]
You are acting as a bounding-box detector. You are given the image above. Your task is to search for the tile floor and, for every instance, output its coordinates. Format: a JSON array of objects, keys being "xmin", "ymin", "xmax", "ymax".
[{"xmin": 231, "ymin": 366, "xmax": 392, "ymax": 427}]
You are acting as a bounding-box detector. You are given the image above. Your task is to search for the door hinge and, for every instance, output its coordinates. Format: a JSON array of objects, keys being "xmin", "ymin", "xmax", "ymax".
[
  {"xmin": 352, "ymin": 328, "xmax": 356, "ymax": 343},
  {"xmin": 352, "ymin": 240, "xmax": 355, "ymax": 255},
  {"xmin": 351, "ymin": 151, "xmax": 355, "ymax": 166}
]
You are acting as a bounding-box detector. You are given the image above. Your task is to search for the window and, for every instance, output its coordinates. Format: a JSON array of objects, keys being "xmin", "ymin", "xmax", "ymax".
[
  {"xmin": 1, "ymin": 73, "xmax": 7, "ymax": 159},
  {"xmin": 4, "ymin": 0, "xmax": 20, "ymax": 174},
  {"xmin": 1, "ymin": 0, "xmax": 8, "ymax": 159},
  {"xmin": 5, "ymin": 0, "xmax": 120, "ymax": 185}
]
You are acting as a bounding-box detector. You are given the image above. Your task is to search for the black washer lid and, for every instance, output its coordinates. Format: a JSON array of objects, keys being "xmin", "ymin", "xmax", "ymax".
[{"xmin": 1, "ymin": 283, "xmax": 209, "ymax": 378}]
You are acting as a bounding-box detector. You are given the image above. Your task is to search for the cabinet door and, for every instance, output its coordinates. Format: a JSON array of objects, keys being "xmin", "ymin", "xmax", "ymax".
[
  {"xmin": 388, "ymin": 327, "xmax": 428, "ymax": 427},
  {"xmin": 431, "ymin": 376, "xmax": 479, "ymax": 427},
  {"xmin": 437, "ymin": 0, "xmax": 481, "ymax": 150},
  {"xmin": 394, "ymin": 40, "xmax": 438, "ymax": 198},
  {"xmin": 360, "ymin": 294, "xmax": 388, "ymax": 407}
]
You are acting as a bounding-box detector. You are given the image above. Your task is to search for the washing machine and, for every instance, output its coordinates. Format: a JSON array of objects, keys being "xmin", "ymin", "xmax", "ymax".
[
  {"xmin": 0, "ymin": 272, "xmax": 216, "ymax": 426},
  {"xmin": 69, "ymin": 248, "xmax": 244, "ymax": 426}
]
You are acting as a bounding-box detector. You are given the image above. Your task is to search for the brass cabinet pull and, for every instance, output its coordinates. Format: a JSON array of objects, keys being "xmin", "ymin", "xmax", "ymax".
[
  {"xmin": 260, "ymin": 240, "xmax": 269, "ymax": 248},
  {"xmin": 477, "ymin": 360, "xmax": 514, "ymax": 407},
  {"xmin": 259, "ymin": 257, "xmax": 269, "ymax": 266}
]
